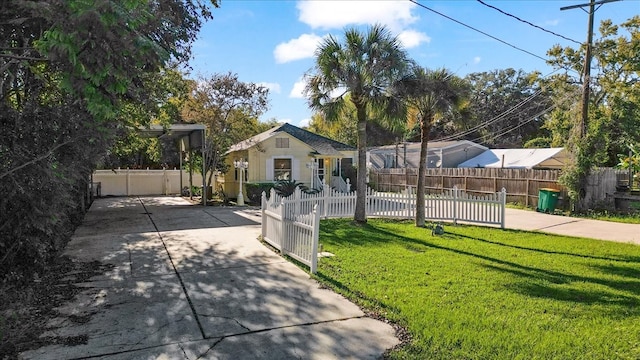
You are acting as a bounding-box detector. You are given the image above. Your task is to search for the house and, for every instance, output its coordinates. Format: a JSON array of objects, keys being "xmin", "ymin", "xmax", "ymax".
[
  {"xmin": 457, "ymin": 147, "xmax": 569, "ymax": 169},
  {"xmin": 368, "ymin": 140, "xmax": 487, "ymax": 169},
  {"xmin": 224, "ymin": 123, "xmax": 357, "ymax": 197}
]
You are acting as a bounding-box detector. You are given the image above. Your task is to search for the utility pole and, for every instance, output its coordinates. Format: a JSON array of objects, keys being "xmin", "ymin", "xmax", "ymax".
[
  {"xmin": 560, "ymin": 0, "xmax": 621, "ymax": 137},
  {"xmin": 560, "ymin": 0, "xmax": 621, "ymax": 210}
]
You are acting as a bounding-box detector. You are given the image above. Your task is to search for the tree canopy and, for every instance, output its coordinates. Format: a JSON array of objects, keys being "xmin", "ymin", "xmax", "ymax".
[
  {"xmin": 544, "ymin": 15, "xmax": 640, "ymax": 206},
  {"xmin": 0, "ymin": 0, "xmax": 218, "ymax": 279},
  {"xmin": 305, "ymin": 24, "xmax": 411, "ymax": 223}
]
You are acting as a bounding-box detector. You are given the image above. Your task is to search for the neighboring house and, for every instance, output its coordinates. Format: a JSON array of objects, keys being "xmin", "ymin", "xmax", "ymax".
[
  {"xmin": 368, "ymin": 140, "xmax": 487, "ymax": 169},
  {"xmin": 224, "ymin": 123, "xmax": 357, "ymax": 196},
  {"xmin": 457, "ymin": 147, "xmax": 569, "ymax": 169}
]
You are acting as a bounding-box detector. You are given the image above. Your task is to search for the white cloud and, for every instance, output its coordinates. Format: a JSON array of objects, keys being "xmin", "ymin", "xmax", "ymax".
[
  {"xmin": 274, "ymin": 33, "xmax": 325, "ymax": 64},
  {"xmin": 289, "ymin": 77, "xmax": 347, "ymax": 100},
  {"xmin": 297, "ymin": 1, "xmax": 417, "ymax": 32},
  {"xmin": 298, "ymin": 118, "xmax": 311, "ymax": 127},
  {"xmin": 289, "ymin": 79, "xmax": 307, "ymax": 99},
  {"xmin": 258, "ymin": 82, "xmax": 281, "ymax": 94},
  {"xmin": 473, "ymin": 56, "xmax": 481, "ymax": 64},
  {"xmin": 398, "ymin": 30, "xmax": 430, "ymax": 48},
  {"xmin": 279, "ymin": 118, "xmax": 292, "ymax": 124},
  {"xmin": 544, "ymin": 19, "xmax": 559, "ymax": 26}
]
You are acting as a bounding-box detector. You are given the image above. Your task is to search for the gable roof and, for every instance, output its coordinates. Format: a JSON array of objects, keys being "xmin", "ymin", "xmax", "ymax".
[
  {"xmin": 457, "ymin": 148, "xmax": 568, "ymax": 169},
  {"xmin": 227, "ymin": 123, "xmax": 355, "ymax": 156}
]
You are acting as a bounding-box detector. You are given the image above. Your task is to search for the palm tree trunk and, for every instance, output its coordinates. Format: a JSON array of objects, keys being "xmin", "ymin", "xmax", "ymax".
[
  {"xmin": 416, "ymin": 115, "xmax": 431, "ymax": 227},
  {"xmin": 355, "ymin": 105, "xmax": 368, "ymax": 223}
]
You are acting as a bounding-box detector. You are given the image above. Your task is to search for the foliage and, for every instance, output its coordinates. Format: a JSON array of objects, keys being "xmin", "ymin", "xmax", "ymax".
[
  {"xmin": 245, "ymin": 182, "xmax": 276, "ymax": 205},
  {"xmin": 393, "ymin": 67, "xmax": 468, "ymax": 227},
  {"xmin": 305, "ymin": 24, "xmax": 411, "ymax": 223},
  {"xmin": 464, "ymin": 68, "xmax": 552, "ymax": 148},
  {"xmin": 317, "ymin": 218, "xmax": 640, "ymax": 359},
  {"xmin": 0, "ymin": 0, "xmax": 217, "ymax": 280},
  {"xmin": 273, "ymin": 179, "xmax": 315, "ymax": 197},
  {"xmin": 181, "ymin": 72, "xmax": 272, "ymax": 188},
  {"xmin": 545, "ymin": 16, "xmax": 640, "ymax": 209},
  {"xmin": 617, "ymin": 143, "xmax": 640, "ymax": 188},
  {"xmin": 305, "ymin": 94, "xmax": 404, "ymax": 147},
  {"xmin": 617, "ymin": 143, "xmax": 640, "ymax": 173}
]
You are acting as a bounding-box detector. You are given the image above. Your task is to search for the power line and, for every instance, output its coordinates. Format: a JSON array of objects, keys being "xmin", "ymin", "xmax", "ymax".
[
  {"xmin": 408, "ymin": 0, "xmax": 549, "ymax": 63},
  {"xmin": 476, "ymin": 0, "xmax": 583, "ymax": 45},
  {"xmin": 468, "ymin": 105, "xmax": 555, "ymax": 145},
  {"xmin": 435, "ymin": 90, "xmax": 545, "ymax": 142}
]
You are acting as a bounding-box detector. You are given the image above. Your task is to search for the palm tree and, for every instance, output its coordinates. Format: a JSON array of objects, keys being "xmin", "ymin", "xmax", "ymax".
[
  {"xmin": 305, "ymin": 24, "xmax": 410, "ymax": 223},
  {"xmin": 395, "ymin": 67, "xmax": 469, "ymax": 227}
]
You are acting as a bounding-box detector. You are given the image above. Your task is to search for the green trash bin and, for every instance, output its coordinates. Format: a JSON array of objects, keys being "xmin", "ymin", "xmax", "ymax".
[{"xmin": 537, "ymin": 188, "xmax": 560, "ymax": 213}]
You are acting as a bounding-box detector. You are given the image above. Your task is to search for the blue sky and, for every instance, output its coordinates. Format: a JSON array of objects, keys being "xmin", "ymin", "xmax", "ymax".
[{"xmin": 188, "ymin": 0, "xmax": 639, "ymax": 127}]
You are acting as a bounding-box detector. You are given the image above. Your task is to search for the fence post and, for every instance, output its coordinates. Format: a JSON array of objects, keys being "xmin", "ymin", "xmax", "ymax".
[
  {"xmin": 500, "ymin": 188, "xmax": 506, "ymax": 229},
  {"xmin": 310, "ymin": 204, "xmax": 320, "ymax": 274},
  {"xmin": 322, "ymin": 181, "xmax": 329, "ymax": 218},
  {"xmin": 261, "ymin": 191, "xmax": 267, "ymax": 239},
  {"xmin": 278, "ymin": 199, "xmax": 286, "ymax": 255},
  {"xmin": 126, "ymin": 167, "xmax": 130, "ymax": 196},
  {"xmin": 453, "ymin": 186, "xmax": 458, "ymax": 225}
]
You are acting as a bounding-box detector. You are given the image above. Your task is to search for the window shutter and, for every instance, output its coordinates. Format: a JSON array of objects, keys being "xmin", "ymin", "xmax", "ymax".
[
  {"xmin": 265, "ymin": 158, "xmax": 273, "ymax": 181},
  {"xmin": 292, "ymin": 158, "xmax": 300, "ymax": 180}
]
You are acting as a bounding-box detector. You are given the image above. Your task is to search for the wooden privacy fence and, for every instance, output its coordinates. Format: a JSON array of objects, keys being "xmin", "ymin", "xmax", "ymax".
[
  {"xmin": 370, "ymin": 168, "xmax": 563, "ymax": 208},
  {"xmin": 261, "ymin": 186, "xmax": 506, "ymax": 273}
]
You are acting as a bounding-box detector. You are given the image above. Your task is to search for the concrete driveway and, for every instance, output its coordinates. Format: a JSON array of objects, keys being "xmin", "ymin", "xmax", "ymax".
[
  {"xmin": 21, "ymin": 197, "xmax": 398, "ymax": 360},
  {"xmin": 504, "ymin": 208, "xmax": 640, "ymax": 244}
]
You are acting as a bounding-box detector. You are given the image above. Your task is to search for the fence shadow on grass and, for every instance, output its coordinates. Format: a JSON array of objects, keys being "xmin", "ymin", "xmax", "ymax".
[
  {"xmin": 454, "ymin": 231, "xmax": 640, "ymax": 264},
  {"xmin": 321, "ymin": 222, "xmax": 640, "ymax": 316}
]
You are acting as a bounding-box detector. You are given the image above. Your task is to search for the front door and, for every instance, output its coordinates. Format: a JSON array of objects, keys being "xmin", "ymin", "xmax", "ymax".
[{"xmin": 317, "ymin": 159, "xmax": 325, "ymax": 181}]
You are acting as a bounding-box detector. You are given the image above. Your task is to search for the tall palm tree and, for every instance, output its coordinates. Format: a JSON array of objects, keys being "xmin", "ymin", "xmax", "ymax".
[
  {"xmin": 395, "ymin": 67, "xmax": 469, "ymax": 227},
  {"xmin": 305, "ymin": 24, "xmax": 410, "ymax": 223}
]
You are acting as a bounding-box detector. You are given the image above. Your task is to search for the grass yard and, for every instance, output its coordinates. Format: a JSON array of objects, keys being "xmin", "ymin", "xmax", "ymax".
[{"xmin": 316, "ymin": 219, "xmax": 640, "ymax": 360}]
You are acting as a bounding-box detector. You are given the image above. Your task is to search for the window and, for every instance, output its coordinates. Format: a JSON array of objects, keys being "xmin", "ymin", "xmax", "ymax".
[
  {"xmin": 275, "ymin": 138, "xmax": 289, "ymax": 148},
  {"xmin": 274, "ymin": 158, "xmax": 291, "ymax": 180}
]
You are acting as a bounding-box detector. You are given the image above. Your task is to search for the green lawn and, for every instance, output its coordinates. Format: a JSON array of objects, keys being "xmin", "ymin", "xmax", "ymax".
[{"xmin": 316, "ymin": 219, "xmax": 640, "ymax": 360}]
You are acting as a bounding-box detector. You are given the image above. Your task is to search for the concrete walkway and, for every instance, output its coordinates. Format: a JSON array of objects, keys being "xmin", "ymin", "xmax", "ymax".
[
  {"xmin": 21, "ymin": 197, "xmax": 398, "ymax": 360},
  {"xmin": 504, "ymin": 208, "xmax": 640, "ymax": 245}
]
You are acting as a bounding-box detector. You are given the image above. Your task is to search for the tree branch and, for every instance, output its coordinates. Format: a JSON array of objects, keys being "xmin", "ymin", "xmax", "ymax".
[
  {"xmin": 0, "ymin": 139, "xmax": 75, "ymax": 180},
  {"xmin": 0, "ymin": 53, "xmax": 46, "ymax": 62}
]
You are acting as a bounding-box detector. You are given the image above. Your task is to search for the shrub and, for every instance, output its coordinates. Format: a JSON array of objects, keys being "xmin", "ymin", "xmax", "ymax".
[{"xmin": 245, "ymin": 182, "xmax": 275, "ymax": 205}]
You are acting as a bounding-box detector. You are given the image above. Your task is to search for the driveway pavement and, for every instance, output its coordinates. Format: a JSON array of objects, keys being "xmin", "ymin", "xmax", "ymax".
[
  {"xmin": 21, "ymin": 197, "xmax": 398, "ymax": 360},
  {"xmin": 504, "ymin": 208, "xmax": 640, "ymax": 245}
]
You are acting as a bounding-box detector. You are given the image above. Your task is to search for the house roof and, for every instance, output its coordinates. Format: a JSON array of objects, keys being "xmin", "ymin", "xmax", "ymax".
[
  {"xmin": 227, "ymin": 123, "xmax": 356, "ymax": 156},
  {"xmin": 369, "ymin": 140, "xmax": 486, "ymax": 152},
  {"xmin": 457, "ymin": 148, "xmax": 568, "ymax": 169}
]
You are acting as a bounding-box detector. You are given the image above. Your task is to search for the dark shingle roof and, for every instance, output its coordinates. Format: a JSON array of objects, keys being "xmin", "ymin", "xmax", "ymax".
[{"xmin": 228, "ymin": 123, "xmax": 355, "ymax": 155}]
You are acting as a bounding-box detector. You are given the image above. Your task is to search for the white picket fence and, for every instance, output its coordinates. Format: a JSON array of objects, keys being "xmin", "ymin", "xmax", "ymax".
[
  {"xmin": 261, "ymin": 186, "xmax": 506, "ymax": 273},
  {"xmin": 261, "ymin": 192, "xmax": 321, "ymax": 273}
]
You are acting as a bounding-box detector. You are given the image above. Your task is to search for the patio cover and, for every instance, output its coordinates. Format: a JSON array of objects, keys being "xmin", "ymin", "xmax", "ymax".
[{"xmin": 138, "ymin": 124, "xmax": 208, "ymax": 205}]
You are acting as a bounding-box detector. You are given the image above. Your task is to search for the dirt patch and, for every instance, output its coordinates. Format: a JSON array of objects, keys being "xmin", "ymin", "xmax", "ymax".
[{"xmin": 0, "ymin": 256, "xmax": 113, "ymax": 359}]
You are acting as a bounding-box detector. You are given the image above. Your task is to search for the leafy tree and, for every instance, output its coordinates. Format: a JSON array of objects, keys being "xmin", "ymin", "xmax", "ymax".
[
  {"xmin": 464, "ymin": 69, "xmax": 552, "ymax": 148},
  {"xmin": 394, "ymin": 67, "xmax": 468, "ymax": 227},
  {"xmin": 545, "ymin": 16, "xmax": 640, "ymax": 209},
  {"xmin": 0, "ymin": 0, "xmax": 217, "ymax": 278},
  {"xmin": 305, "ymin": 24, "xmax": 411, "ymax": 223},
  {"xmin": 101, "ymin": 67, "xmax": 194, "ymax": 169},
  {"xmin": 306, "ymin": 93, "xmax": 405, "ymax": 147},
  {"xmin": 181, "ymin": 72, "xmax": 272, "ymax": 189}
]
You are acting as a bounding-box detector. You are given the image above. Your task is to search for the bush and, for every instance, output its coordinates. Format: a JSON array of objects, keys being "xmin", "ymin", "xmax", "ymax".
[{"xmin": 245, "ymin": 182, "xmax": 275, "ymax": 205}]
